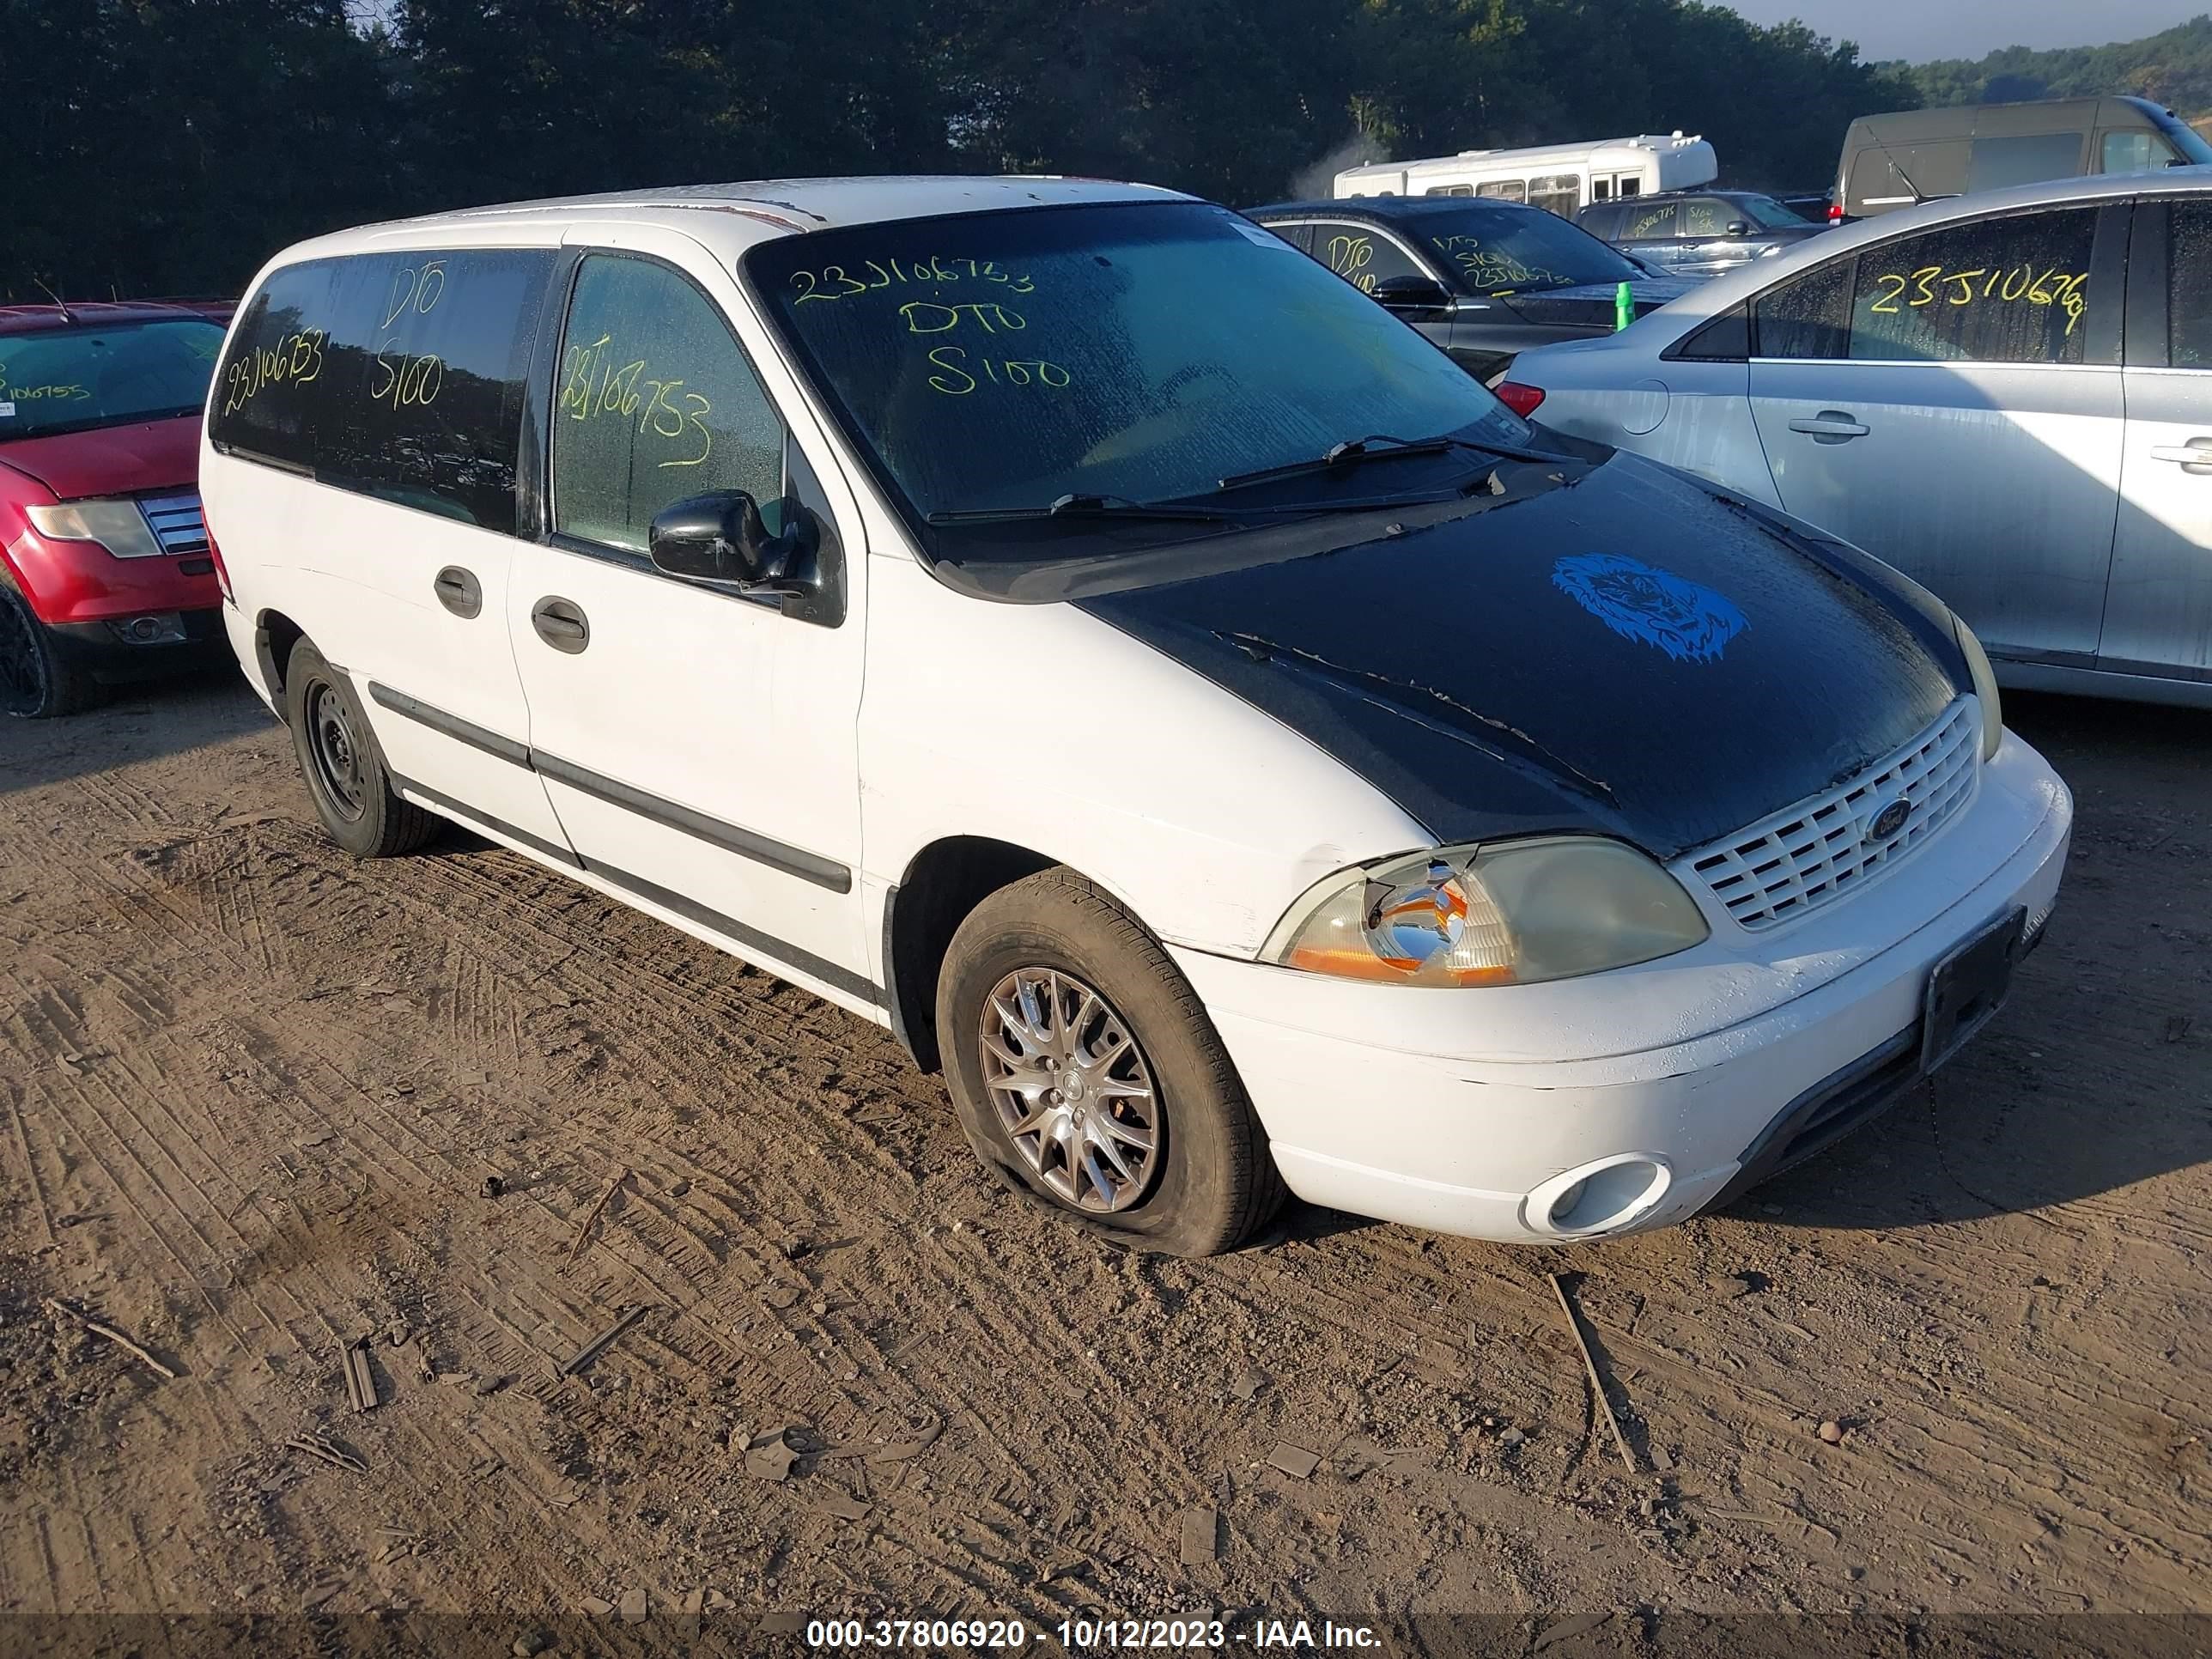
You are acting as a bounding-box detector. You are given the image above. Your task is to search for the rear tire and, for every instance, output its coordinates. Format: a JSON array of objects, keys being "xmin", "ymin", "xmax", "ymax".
[
  {"xmin": 0, "ymin": 586, "xmax": 99, "ymax": 719},
  {"xmin": 283, "ymin": 639, "xmax": 440, "ymax": 859},
  {"xmin": 937, "ymin": 868, "xmax": 1286, "ymax": 1256}
]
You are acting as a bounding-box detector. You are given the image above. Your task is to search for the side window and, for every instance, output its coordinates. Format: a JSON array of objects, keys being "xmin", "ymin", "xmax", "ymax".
[
  {"xmin": 210, "ymin": 260, "xmax": 337, "ymax": 471},
  {"xmin": 1264, "ymin": 221, "xmax": 1316, "ymax": 254},
  {"xmin": 1966, "ymin": 133, "xmax": 2084, "ymax": 193},
  {"xmin": 1680, "ymin": 198, "xmax": 1732, "ymax": 237},
  {"xmin": 1425, "ymin": 185, "xmax": 1474, "ymax": 198},
  {"xmin": 1528, "ymin": 174, "xmax": 1583, "ymax": 217},
  {"xmin": 1476, "ymin": 179, "xmax": 1526, "ymax": 204},
  {"xmin": 1753, "ymin": 257, "xmax": 1855, "ymax": 359},
  {"xmin": 1618, "ymin": 178, "xmax": 1644, "ymax": 198},
  {"xmin": 1847, "ymin": 208, "xmax": 2097, "ymax": 365},
  {"xmin": 2102, "ymin": 130, "xmax": 2178, "ymax": 173},
  {"xmin": 2172, "ymin": 202, "xmax": 2212, "ymax": 368},
  {"xmin": 211, "ymin": 249, "xmax": 555, "ymax": 532},
  {"xmin": 1312, "ymin": 224, "xmax": 1425, "ymax": 294},
  {"xmin": 1578, "ymin": 204, "xmax": 1623, "ymax": 240},
  {"xmin": 1620, "ymin": 201, "xmax": 1677, "ymax": 241},
  {"xmin": 552, "ymin": 255, "xmax": 786, "ymax": 555}
]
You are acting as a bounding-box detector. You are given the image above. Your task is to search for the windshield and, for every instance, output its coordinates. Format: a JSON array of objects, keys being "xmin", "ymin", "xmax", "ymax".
[
  {"xmin": 1738, "ymin": 194, "xmax": 1808, "ymax": 228},
  {"xmin": 2154, "ymin": 112, "xmax": 2212, "ymax": 166},
  {"xmin": 745, "ymin": 201, "xmax": 1533, "ymax": 537},
  {"xmin": 0, "ymin": 319, "xmax": 224, "ymax": 440},
  {"xmin": 1404, "ymin": 204, "xmax": 1640, "ymax": 295}
]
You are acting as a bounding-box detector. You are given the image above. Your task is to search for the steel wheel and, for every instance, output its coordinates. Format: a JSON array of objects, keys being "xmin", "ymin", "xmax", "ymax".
[
  {"xmin": 979, "ymin": 967, "xmax": 1162, "ymax": 1213},
  {"xmin": 306, "ymin": 678, "xmax": 368, "ymax": 822}
]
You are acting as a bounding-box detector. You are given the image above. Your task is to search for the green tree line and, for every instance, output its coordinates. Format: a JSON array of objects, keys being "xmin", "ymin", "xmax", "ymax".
[
  {"xmin": 1896, "ymin": 14, "xmax": 2212, "ymax": 118},
  {"xmin": 7, "ymin": 0, "xmax": 1924, "ymax": 299}
]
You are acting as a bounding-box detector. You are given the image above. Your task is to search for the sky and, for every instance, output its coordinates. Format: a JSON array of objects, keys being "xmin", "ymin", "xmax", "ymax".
[{"xmin": 1720, "ymin": 0, "xmax": 2206, "ymax": 62}]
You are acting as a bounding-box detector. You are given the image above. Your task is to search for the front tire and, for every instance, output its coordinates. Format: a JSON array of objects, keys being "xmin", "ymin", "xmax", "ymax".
[
  {"xmin": 283, "ymin": 639, "xmax": 440, "ymax": 859},
  {"xmin": 0, "ymin": 586, "xmax": 98, "ymax": 719},
  {"xmin": 937, "ymin": 868, "xmax": 1285, "ymax": 1256}
]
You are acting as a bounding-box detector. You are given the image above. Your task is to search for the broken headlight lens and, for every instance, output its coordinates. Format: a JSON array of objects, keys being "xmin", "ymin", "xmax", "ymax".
[{"xmin": 1261, "ymin": 836, "xmax": 1709, "ymax": 987}]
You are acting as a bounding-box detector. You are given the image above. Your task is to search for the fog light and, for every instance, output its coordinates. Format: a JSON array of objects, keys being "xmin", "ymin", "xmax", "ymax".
[
  {"xmin": 1525, "ymin": 1155, "xmax": 1672, "ymax": 1237},
  {"xmin": 106, "ymin": 613, "xmax": 186, "ymax": 646}
]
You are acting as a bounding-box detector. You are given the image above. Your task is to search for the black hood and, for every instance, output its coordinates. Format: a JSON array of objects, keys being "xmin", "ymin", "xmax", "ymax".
[{"xmin": 1076, "ymin": 453, "xmax": 1967, "ymax": 860}]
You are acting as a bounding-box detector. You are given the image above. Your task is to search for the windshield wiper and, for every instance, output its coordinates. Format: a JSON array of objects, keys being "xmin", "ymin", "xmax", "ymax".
[
  {"xmin": 1212, "ymin": 431, "xmax": 1570, "ymax": 494},
  {"xmin": 925, "ymin": 492, "xmax": 1250, "ymax": 526}
]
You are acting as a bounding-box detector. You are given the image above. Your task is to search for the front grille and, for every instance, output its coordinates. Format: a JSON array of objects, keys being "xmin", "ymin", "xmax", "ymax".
[
  {"xmin": 1681, "ymin": 698, "xmax": 1981, "ymax": 933},
  {"xmin": 137, "ymin": 490, "xmax": 208, "ymax": 556}
]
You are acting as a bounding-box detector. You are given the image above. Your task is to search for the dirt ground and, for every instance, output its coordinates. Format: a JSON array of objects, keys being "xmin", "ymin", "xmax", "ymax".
[{"xmin": 1, "ymin": 667, "xmax": 2208, "ymax": 1650}]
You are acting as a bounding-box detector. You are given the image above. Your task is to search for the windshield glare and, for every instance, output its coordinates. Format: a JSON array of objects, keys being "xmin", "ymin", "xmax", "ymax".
[
  {"xmin": 0, "ymin": 319, "xmax": 224, "ymax": 439},
  {"xmin": 747, "ymin": 201, "xmax": 1533, "ymax": 531},
  {"xmin": 1409, "ymin": 205, "xmax": 1639, "ymax": 295}
]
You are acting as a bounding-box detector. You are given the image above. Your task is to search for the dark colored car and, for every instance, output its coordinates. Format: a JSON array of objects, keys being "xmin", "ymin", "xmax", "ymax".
[
  {"xmin": 1245, "ymin": 196, "xmax": 1692, "ymax": 382},
  {"xmin": 0, "ymin": 302, "xmax": 229, "ymax": 717},
  {"xmin": 1576, "ymin": 189, "xmax": 1825, "ymax": 277}
]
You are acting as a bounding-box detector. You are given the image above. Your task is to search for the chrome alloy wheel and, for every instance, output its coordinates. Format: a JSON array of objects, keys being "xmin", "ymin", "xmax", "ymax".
[{"xmin": 979, "ymin": 968, "xmax": 1161, "ymax": 1213}]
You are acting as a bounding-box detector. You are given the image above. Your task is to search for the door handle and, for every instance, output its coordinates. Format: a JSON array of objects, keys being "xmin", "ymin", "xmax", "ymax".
[
  {"xmin": 2148, "ymin": 439, "xmax": 2212, "ymax": 471},
  {"xmin": 433, "ymin": 565, "xmax": 483, "ymax": 619},
  {"xmin": 531, "ymin": 595, "xmax": 590, "ymax": 654},
  {"xmin": 1788, "ymin": 411, "xmax": 1869, "ymax": 441}
]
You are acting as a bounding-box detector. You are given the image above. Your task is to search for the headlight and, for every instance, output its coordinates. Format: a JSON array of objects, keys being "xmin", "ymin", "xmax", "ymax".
[
  {"xmin": 26, "ymin": 500, "xmax": 165, "ymax": 560},
  {"xmin": 1261, "ymin": 836, "xmax": 1709, "ymax": 988},
  {"xmin": 1953, "ymin": 617, "xmax": 2002, "ymax": 761}
]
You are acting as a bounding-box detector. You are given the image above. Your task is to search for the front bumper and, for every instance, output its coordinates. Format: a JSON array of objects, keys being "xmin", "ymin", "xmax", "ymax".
[
  {"xmin": 49, "ymin": 608, "xmax": 228, "ymax": 682},
  {"xmin": 1171, "ymin": 731, "xmax": 2072, "ymax": 1243},
  {"xmin": 5, "ymin": 523, "xmax": 221, "ymax": 624}
]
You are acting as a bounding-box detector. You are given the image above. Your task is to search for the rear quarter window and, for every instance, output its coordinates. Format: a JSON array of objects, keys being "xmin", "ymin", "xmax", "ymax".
[
  {"xmin": 1577, "ymin": 204, "xmax": 1623, "ymax": 240},
  {"xmin": 211, "ymin": 248, "xmax": 557, "ymax": 532}
]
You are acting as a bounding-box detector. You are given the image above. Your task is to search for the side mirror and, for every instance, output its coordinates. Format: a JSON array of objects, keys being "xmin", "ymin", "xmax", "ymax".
[
  {"xmin": 1370, "ymin": 274, "xmax": 1453, "ymax": 310},
  {"xmin": 1724, "ymin": 221, "xmax": 1750, "ymax": 237},
  {"xmin": 648, "ymin": 490, "xmax": 816, "ymax": 595}
]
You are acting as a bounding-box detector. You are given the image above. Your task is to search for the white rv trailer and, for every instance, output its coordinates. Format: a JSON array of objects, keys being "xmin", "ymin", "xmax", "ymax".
[{"xmin": 1334, "ymin": 133, "xmax": 1719, "ymax": 218}]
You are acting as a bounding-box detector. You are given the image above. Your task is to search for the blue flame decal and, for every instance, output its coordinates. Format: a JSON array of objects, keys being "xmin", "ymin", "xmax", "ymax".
[{"xmin": 1551, "ymin": 552, "xmax": 1747, "ymax": 664}]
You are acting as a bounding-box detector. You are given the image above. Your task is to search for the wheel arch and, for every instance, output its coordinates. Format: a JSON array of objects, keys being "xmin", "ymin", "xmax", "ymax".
[
  {"xmin": 254, "ymin": 608, "xmax": 307, "ymax": 716},
  {"xmin": 881, "ymin": 836, "xmax": 1070, "ymax": 1073}
]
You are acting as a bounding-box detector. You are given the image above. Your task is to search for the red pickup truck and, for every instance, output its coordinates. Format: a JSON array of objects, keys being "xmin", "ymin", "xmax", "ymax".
[{"xmin": 1, "ymin": 301, "xmax": 231, "ymax": 717}]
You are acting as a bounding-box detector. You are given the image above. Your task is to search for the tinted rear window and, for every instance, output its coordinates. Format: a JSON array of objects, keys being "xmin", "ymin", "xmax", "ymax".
[
  {"xmin": 1577, "ymin": 204, "xmax": 1624, "ymax": 240},
  {"xmin": 211, "ymin": 249, "xmax": 556, "ymax": 532}
]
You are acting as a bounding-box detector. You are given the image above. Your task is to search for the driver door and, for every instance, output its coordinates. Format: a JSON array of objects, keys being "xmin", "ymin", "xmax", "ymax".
[{"xmin": 504, "ymin": 223, "xmax": 876, "ymax": 1011}]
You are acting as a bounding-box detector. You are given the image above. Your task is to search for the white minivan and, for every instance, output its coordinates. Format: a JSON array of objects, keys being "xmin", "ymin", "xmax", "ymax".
[{"xmin": 202, "ymin": 177, "xmax": 2073, "ymax": 1255}]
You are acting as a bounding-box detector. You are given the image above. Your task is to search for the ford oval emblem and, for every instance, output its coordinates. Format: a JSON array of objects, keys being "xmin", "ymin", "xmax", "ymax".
[{"xmin": 1867, "ymin": 796, "xmax": 1912, "ymax": 843}]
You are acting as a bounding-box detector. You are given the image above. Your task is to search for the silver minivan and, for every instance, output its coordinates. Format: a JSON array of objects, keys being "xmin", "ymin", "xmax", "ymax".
[{"xmin": 1498, "ymin": 170, "xmax": 2212, "ymax": 708}]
